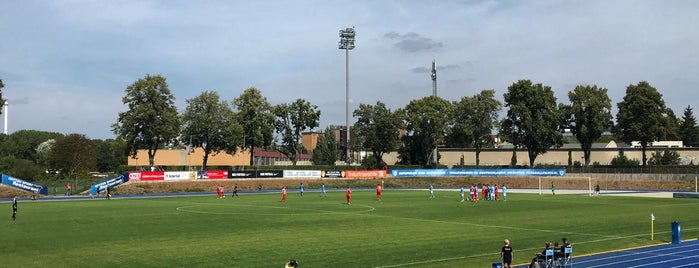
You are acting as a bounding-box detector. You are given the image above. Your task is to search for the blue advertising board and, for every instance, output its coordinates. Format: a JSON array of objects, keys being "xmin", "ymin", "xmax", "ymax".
[
  {"xmin": 90, "ymin": 173, "xmax": 129, "ymax": 195},
  {"xmin": 391, "ymin": 168, "xmax": 567, "ymax": 177},
  {"xmin": 1, "ymin": 174, "xmax": 49, "ymax": 195}
]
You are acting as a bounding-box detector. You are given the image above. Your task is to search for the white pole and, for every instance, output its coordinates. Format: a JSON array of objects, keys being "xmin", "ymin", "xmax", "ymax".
[
  {"xmin": 3, "ymin": 101, "xmax": 7, "ymax": 135},
  {"xmin": 695, "ymin": 176, "xmax": 697, "ymax": 193},
  {"xmin": 539, "ymin": 177, "xmax": 542, "ymax": 195}
]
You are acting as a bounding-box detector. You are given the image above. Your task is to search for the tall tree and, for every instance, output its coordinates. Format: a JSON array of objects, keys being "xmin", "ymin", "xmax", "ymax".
[
  {"xmin": 311, "ymin": 126, "xmax": 338, "ymax": 165},
  {"xmin": 112, "ymin": 74, "xmax": 181, "ymax": 167},
  {"xmin": 273, "ymin": 99, "xmax": 320, "ymax": 165},
  {"xmin": 500, "ymin": 80, "xmax": 562, "ymax": 166},
  {"xmin": 448, "ymin": 89, "xmax": 501, "ymax": 166},
  {"xmin": 181, "ymin": 91, "xmax": 243, "ymax": 170},
  {"xmin": 232, "ymin": 87, "xmax": 274, "ymax": 166},
  {"xmin": 616, "ymin": 81, "xmax": 675, "ymax": 166},
  {"xmin": 4, "ymin": 130, "xmax": 63, "ymax": 163},
  {"xmin": 353, "ymin": 101, "xmax": 403, "ymax": 169},
  {"xmin": 399, "ymin": 96, "xmax": 453, "ymax": 165},
  {"xmin": 35, "ymin": 139, "xmax": 55, "ymax": 166},
  {"xmin": 563, "ymin": 85, "xmax": 613, "ymax": 166},
  {"xmin": 95, "ymin": 138, "xmax": 127, "ymax": 173},
  {"xmin": 48, "ymin": 134, "xmax": 97, "ymax": 180},
  {"xmin": 679, "ymin": 105, "xmax": 699, "ymax": 147}
]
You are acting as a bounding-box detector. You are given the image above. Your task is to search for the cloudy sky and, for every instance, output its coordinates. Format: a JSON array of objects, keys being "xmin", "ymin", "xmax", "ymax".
[{"xmin": 1, "ymin": 0, "xmax": 698, "ymax": 139}]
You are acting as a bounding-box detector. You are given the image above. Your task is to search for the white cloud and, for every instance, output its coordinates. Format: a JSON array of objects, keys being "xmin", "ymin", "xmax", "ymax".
[{"xmin": 1, "ymin": 0, "xmax": 698, "ymax": 139}]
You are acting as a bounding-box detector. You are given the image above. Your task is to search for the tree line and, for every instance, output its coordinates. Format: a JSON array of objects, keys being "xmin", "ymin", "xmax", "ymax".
[{"xmin": 1, "ymin": 74, "xmax": 699, "ymax": 183}]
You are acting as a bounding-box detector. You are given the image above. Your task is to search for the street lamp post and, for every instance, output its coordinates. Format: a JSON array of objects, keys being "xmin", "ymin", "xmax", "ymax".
[{"xmin": 339, "ymin": 27, "xmax": 355, "ymax": 164}]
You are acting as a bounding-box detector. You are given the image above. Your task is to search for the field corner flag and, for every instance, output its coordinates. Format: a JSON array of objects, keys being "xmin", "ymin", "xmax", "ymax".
[{"xmin": 651, "ymin": 213, "xmax": 655, "ymax": 240}]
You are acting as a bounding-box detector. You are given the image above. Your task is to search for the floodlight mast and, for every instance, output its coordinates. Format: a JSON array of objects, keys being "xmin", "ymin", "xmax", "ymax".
[{"xmin": 339, "ymin": 27, "xmax": 355, "ymax": 164}]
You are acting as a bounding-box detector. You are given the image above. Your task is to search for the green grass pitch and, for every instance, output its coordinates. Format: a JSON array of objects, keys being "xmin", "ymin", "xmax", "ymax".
[{"xmin": 2, "ymin": 190, "xmax": 698, "ymax": 267}]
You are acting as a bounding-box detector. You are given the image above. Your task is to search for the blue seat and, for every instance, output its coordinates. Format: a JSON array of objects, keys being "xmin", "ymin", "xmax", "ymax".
[
  {"xmin": 544, "ymin": 249, "xmax": 555, "ymax": 268},
  {"xmin": 559, "ymin": 246, "xmax": 572, "ymax": 268}
]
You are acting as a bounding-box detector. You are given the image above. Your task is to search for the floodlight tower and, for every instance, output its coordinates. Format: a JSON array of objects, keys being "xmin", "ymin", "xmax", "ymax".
[
  {"xmin": 431, "ymin": 59, "xmax": 437, "ymax": 96},
  {"xmin": 431, "ymin": 60, "xmax": 438, "ymax": 166},
  {"xmin": 339, "ymin": 27, "xmax": 356, "ymax": 164},
  {"xmin": 3, "ymin": 100, "xmax": 7, "ymax": 135}
]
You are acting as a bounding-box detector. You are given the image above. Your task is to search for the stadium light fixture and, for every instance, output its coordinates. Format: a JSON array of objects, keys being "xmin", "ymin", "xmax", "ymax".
[{"xmin": 339, "ymin": 27, "xmax": 355, "ymax": 164}]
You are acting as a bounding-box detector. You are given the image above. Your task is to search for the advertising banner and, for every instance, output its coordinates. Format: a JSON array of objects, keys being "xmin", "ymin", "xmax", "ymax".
[
  {"xmin": 1, "ymin": 174, "xmax": 49, "ymax": 195},
  {"xmin": 164, "ymin": 171, "xmax": 195, "ymax": 181},
  {"xmin": 202, "ymin": 170, "xmax": 228, "ymax": 179},
  {"xmin": 391, "ymin": 168, "xmax": 567, "ymax": 177},
  {"xmin": 227, "ymin": 171, "xmax": 256, "ymax": 179},
  {"xmin": 139, "ymin": 171, "xmax": 165, "ymax": 181},
  {"xmin": 283, "ymin": 170, "xmax": 322, "ymax": 178},
  {"xmin": 128, "ymin": 172, "xmax": 142, "ymax": 181},
  {"xmin": 345, "ymin": 170, "xmax": 387, "ymax": 178},
  {"xmin": 256, "ymin": 170, "xmax": 283, "ymax": 178},
  {"xmin": 322, "ymin": 170, "xmax": 343, "ymax": 178},
  {"xmin": 90, "ymin": 173, "xmax": 129, "ymax": 195}
]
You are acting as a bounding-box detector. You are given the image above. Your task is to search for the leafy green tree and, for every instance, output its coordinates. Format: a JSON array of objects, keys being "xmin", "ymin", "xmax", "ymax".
[
  {"xmin": 610, "ymin": 154, "xmax": 640, "ymax": 166},
  {"xmin": 648, "ymin": 149, "xmax": 681, "ymax": 165},
  {"xmin": 399, "ymin": 96, "xmax": 453, "ymax": 165},
  {"xmin": 311, "ymin": 126, "xmax": 338, "ymax": 165},
  {"xmin": 35, "ymin": 139, "xmax": 55, "ymax": 166},
  {"xmin": 616, "ymin": 81, "xmax": 676, "ymax": 165},
  {"xmin": 95, "ymin": 138, "xmax": 127, "ymax": 173},
  {"xmin": 181, "ymin": 91, "xmax": 243, "ymax": 170},
  {"xmin": 353, "ymin": 101, "xmax": 403, "ymax": 169},
  {"xmin": 232, "ymin": 87, "xmax": 275, "ymax": 166},
  {"xmin": 0, "ymin": 156, "xmax": 44, "ymax": 181},
  {"xmin": 500, "ymin": 80, "xmax": 562, "ymax": 167},
  {"xmin": 448, "ymin": 89, "xmax": 501, "ymax": 166},
  {"xmin": 3, "ymin": 130, "xmax": 63, "ymax": 163},
  {"xmin": 113, "ymin": 74, "xmax": 181, "ymax": 167},
  {"xmin": 679, "ymin": 105, "xmax": 699, "ymax": 147},
  {"xmin": 273, "ymin": 99, "xmax": 320, "ymax": 165},
  {"xmin": 48, "ymin": 134, "xmax": 97, "ymax": 180},
  {"xmin": 562, "ymin": 85, "xmax": 613, "ymax": 166}
]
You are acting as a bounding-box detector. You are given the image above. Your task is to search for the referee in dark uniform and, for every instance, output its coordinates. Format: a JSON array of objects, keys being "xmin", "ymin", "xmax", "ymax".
[{"xmin": 11, "ymin": 195, "xmax": 17, "ymax": 221}]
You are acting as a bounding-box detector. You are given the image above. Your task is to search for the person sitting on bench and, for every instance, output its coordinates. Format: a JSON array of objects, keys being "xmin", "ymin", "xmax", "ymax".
[{"xmin": 529, "ymin": 242, "xmax": 552, "ymax": 268}]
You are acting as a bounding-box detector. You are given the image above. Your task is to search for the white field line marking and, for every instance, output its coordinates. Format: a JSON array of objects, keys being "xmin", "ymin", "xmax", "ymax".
[
  {"xmin": 373, "ymin": 230, "xmax": 699, "ymax": 268},
  {"xmin": 175, "ymin": 202, "xmax": 375, "ymax": 215},
  {"xmin": 583, "ymin": 248, "xmax": 699, "ymax": 268},
  {"xmin": 574, "ymin": 244, "xmax": 699, "ymax": 267}
]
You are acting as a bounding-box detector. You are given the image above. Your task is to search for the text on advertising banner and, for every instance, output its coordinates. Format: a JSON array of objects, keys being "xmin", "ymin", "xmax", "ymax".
[
  {"xmin": 202, "ymin": 170, "xmax": 228, "ymax": 179},
  {"xmin": 391, "ymin": 168, "xmax": 567, "ymax": 177},
  {"xmin": 90, "ymin": 173, "xmax": 129, "ymax": 195},
  {"xmin": 283, "ymin": 170, "xmax": 322, "ymax": 178},
  {"xmin": 255, "ymin": 170, "xmax": 283, "ymax": 178},
  {"xmin": 1, "ymin": 174, "xmax": 49, "ymax": 195},
  {"xmin": 227, "ymin": 171, "xmax": 256, "ymax": 178},
  {"xmin": 322, "ymin": 170, "xmax": 343, "ymax": 178},
  {"xmin": 164, "ymin": 171, "xmax": 196, "ymax": 181},
  {"xmin": 139, "ymin": 171, "xmax": 165, "ymax": 181},
  {"xmin": 345, "ymin": 170, "xmax": 387, "ymax": 178}
]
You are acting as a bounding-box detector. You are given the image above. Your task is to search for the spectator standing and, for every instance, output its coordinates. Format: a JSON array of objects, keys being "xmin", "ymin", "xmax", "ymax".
[
  {"xmin": 66, "ymin": 183, "xmax": 72, "ymax": 196},
  {"xmin": 501, "ymin": 239, "xmax": 513, "ymax": 268},
  {"xmin": 299, "ymin": 182, "xmax": 304, "ymax": 197}
]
